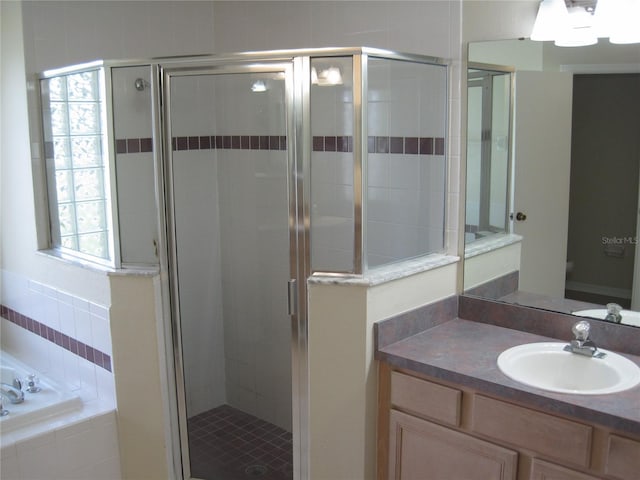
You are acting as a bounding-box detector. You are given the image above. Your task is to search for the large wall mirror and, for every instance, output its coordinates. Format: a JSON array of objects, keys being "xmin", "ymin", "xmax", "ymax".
[{"xmin": 463, "ymin": 39, "xmax": 640, "ymax": 327}]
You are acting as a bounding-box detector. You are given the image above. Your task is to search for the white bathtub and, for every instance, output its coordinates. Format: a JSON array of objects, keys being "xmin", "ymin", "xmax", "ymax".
[
  {"xmin": 0, "ymin": 351, "xmax": 82, "ymax": 434},
  {"xmin": 0, "ymin": 349, "xmax": 121, "ymax": 479}
]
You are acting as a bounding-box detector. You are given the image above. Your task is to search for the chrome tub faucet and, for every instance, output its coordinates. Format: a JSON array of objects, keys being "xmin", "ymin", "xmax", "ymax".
[{"xmin": 0, "ymin": 382, "xmax": 25, "ymax": 404}]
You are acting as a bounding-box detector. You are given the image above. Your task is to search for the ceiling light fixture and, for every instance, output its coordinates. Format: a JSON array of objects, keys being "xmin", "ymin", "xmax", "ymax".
[
  {"xmin": 311, "ymin": 66, "xmax": 343, "ymax": 86},
  {"xmin": 531, "ymin": 0, "xmax": 640, "ymax": 46},
  {"xmin": 251, "ymin": 80, "xmax": 267, "ymax": 92}
]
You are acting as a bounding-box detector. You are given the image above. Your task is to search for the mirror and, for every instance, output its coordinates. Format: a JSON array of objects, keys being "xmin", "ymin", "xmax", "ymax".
[
  {"xmin": 465, "ymin": 64, "xmax": 513, "ymax": 243},
  {"xmin": 463, "ymin": 39, "xmax": 640, "ymax": 328}
]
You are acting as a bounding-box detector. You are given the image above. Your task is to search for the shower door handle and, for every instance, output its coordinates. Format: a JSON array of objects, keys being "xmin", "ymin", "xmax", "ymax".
[{"xmin": 287, "ymin": 279, "xmax": 297, "ymax": 316}]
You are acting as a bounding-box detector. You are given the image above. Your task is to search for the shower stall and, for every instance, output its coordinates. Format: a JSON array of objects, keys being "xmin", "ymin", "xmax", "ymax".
[
  {"xmin": 36, "ymin": 48, "xmax": 448, "ymax": 480},
  {"xmin": 159, "ymin": 48, "xmax": 448, "ymax": 479}
]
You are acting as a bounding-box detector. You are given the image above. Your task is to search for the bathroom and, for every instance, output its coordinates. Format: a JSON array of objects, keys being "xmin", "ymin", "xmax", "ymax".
[{"xmin": 1, "ymin": 1, "xmax": 639, "ymax": 480}]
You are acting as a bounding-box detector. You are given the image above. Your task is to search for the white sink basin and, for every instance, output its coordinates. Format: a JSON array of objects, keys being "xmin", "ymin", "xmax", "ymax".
[
  {"xmin": 573, "ymin": 308, "xmax": 640, "ymax": 327},
  {"xmin": 497, "ymin": 342, "xmax": 640, "ymax": 395}
]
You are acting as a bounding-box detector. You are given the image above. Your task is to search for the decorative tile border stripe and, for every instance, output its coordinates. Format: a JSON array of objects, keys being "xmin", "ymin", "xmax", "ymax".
[
  {"xmin": 114, "ymin": 135, "xmax": 445, "ymax": 155},
  {"xmin": 313, "ymin": 135, "xmax": 446, "ymax": 155},
  {"xmin": 313, "ymin": 135, "xmax": 354, "ymax": 152},
  {"xmin": 0, "ymin": 304, "xmax": 112, "ymax": 372},
  {"xmin": 115, "ymin": 137, "xmax": 153, "ymax": 154},
  {"xmin": 171, "ymin": 135, "xmax": 287, "ymax": 152}
]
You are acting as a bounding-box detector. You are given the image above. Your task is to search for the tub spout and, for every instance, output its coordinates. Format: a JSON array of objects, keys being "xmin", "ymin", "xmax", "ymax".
[{"xmin": 0, "ymin": 382, "xmax": 25, "ymax": 404}]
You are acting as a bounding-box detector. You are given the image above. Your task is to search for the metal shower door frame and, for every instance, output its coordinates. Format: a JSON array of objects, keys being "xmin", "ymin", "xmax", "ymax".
[{"xmin": 154, "ymin": 58, "xmax": 311, "ymax": 480}]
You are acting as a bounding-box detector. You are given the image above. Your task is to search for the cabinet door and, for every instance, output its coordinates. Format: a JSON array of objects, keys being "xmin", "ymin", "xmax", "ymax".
[
  {"xmin": 531, "ymin": 459, "xmax": 602, "ymax": 480},
  {"xmin": 389, "ymin": 410, "xmax": 517, "ymax": 480},
  {"xmin": 606, "ymin": 434, "xmax": 640, "ymax": 480}
]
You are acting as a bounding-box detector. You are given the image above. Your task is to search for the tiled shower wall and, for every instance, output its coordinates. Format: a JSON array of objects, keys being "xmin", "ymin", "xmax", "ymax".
[
  {"xmin": 310, "ymin": 56, "xmax": 448, "ymax": 271},
  {"xmin": 310, "ymin": 57, "xmax": 356, "ymax": 272},
  {"xmin": 366, "ymin": 57, "xmax": 447, "ymax": 267},
  {"xmin": 170, "ymin": 74, "xmax": 227, "ymax": 418},
  {"xmin": 111, "ymin": 65, "xmax": 158, "ymax": 266},
  {"xmin": 214, "ymin": 74, "xmax": 292, "ymax": 431},
  {"xmin": 169, "ymin": 72, "xmax": 291, "ymax": 431}
]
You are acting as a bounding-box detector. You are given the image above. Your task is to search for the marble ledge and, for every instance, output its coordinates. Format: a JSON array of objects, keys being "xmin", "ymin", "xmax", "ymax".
[
  {"xmin": 464, "ymin": 233, "xmax": 522, "ymax": 259},
  {"xmin": 36, "ymin": 250, "xmax": 159, "ymax": 277},
  {"xmin": 376, "ymin": 318, "xmax": 640, "ymax": 437},
  {"xmin": 308, "ymin": 254, "xmax": 459, "ymax": 287}
]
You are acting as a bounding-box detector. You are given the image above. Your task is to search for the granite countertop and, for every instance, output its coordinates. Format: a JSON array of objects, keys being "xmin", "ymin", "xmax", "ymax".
[
  {"xmin": 377, "ymin": 318, "xmax": 640, "ymax": 437},
  {"xmin": 499, "ymin": 290, "xmax": 602, "ymax": 315}
]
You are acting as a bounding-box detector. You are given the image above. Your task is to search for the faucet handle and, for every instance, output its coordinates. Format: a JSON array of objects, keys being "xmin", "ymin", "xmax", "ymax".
[
  {"xmin": 25, "ymin": 374, "xmax": 41, "ymax": 393},
  {"xmin": 572, "ymin": 320, "xmax": 591, "ymax": 342},
  {"xmin": 607, "ymin": 303, "xmax": 622, "ymax": 315}
]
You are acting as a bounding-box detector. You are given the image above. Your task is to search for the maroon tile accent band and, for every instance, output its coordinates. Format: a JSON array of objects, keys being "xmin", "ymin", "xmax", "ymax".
[
  {"xmin": 0, "ymin": 304, "xmax": 112, "ymax": 372},
  {"xmin": 115, "ymin": 137, "xmax": 153, "ymax": 154},
  {"xmin": 117, "ymin": 135, "xmax": 443, "ymax": 155},
  {"xmin": 313, "ymin": 135, "xmax": 445, "ymax": 155},
  {"xmin": 170, "ymin": 135, "xmax": 287, "ymax": 152}
]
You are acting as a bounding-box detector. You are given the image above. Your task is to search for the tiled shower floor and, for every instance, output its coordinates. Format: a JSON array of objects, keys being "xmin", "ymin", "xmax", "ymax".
[{"xmin": 187, "ymin": 404, "xmax": 293, "ymax": 480}]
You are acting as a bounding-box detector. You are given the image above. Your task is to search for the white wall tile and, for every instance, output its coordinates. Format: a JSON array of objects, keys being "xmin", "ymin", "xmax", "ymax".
[
  {"xmin": 61, "ymin": 348, "xmax": 81, "ymax": 391},
  {"xmin": 58, "ymin": 301, "xmax": 75, "ymax": 337},
  {"xmin": 90, "ymin": 314, "xmax": 111, "ymax": 356},
  {"xmin": 0, "ymin": 443, "xmax": 20, "ymax": 480},
  {"xmin": 389, "ymin": 156, "xmax": 420, "ymax": 190},
  {"xmin": 73, "ymin": 307, "xmax": 92, "ymax": 346},
  {"xmin": 41, "ymin": 293, "xmax": 60, "ymax": 331},
  {"xmin": 16, "ymin": 431, "xmax": 60, "ymax": 479},
  {"xmin": 367, "ymin": 154, "xmax": 389, "ymax": 188},
  {"xmin": 46, "ymin": 339, "xmax": 66, "ymax": 381},
  {"xmin": 77, "ymin": 357, "xmax": 98, "ymax": 401}
]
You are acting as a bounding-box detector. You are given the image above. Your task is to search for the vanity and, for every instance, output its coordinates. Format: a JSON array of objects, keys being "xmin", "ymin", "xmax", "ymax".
[{"xmin": 375, "ymin": 296, "xmax": 640, "ymax": 480}]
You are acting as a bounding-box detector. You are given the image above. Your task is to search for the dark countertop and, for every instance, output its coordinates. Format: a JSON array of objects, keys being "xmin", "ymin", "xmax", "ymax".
[
  {"xmin": 499, "ymin": 290, "xmax": 601, "ymax": 315},
  {"xmin": 377, "ymin": 318, "xmax": 640, "ymax": 437}
]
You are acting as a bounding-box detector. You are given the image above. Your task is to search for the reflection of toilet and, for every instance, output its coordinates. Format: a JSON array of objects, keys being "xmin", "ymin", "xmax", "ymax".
[{"xmin": 566, "ymin": 260, "xmax": 574, "ymax": 274}]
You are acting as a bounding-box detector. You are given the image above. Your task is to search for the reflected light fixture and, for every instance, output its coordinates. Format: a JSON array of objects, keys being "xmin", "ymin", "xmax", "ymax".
[
  {"xmin": 251, "ymin": 80, "xmax": 267, "ymax": 92},
  {"xmin": 530, "ymin": 0, "xmax": 570, "ymax": 41},
  {"xmin": 555, "ymin": 4, "xmax": 598, "ymax": 46},
  {"xmin": 311, "ymin": 66, "xmax": 343, "ymax": 86},
  {"xmin": 531, "ymin": 0, "xmax": 640, "ymax": 46},
  {"xmin": 607, "ymin": 0, "xmax": 640, "ymax": 43}
]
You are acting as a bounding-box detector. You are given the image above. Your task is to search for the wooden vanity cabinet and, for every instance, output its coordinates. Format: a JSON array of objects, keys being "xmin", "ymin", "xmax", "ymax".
[
  {"xmin": 378, "ymin": 363, "xmax": 640, "ymax": 480},
  {"xmin": 389, "ymin": 409, "xmax": 518, "ymax": 479}
]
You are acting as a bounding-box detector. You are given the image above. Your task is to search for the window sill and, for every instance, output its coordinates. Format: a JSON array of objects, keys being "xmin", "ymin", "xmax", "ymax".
[{"xmin": 36, "ymin": 249, "xmax": 160, "ymax": 277}]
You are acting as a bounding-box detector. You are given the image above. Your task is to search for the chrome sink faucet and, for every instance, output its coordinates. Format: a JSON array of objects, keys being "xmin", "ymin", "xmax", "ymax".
[
  {"xmin": 564, "ymin": 320, "xmax": 606, "ymax": 358},
  {"xmin": 0, "ymin": 382, "xmax": 25, "ymax": 404},
  {"xmin": 604, "ymin": 303, "xmax": 623, "ymax": 323}
]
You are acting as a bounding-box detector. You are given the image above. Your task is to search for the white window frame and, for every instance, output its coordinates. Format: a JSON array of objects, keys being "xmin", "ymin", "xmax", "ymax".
[{"xmin": 35, "ymin": 61, "xmax": 120, "ymax": 268}]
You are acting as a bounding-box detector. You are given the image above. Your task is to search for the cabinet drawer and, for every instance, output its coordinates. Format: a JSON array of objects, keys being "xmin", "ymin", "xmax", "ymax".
[
  {"xmin": 390, "ymin": 372, "xmax": 461, "ymax": 426},
  {"xmin": 472, "ymin": 395, "xmax": 592, "ymax": 467},
  {"xmin": 606, "ymin": 434, "xmax": 640, "ymax": 480}
]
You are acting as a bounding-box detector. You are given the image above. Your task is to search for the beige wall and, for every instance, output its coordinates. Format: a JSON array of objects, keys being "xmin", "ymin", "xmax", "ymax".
[
  {"xmin": 109, "ymin": 275, "xmax": 169, "ymax": 479},
  {"xmin": 308, "ymin": 263, "xmax": 458, "ymax": 479},
  {"xmin": 464, "ymin": 242, "xmax": 521, "ymax": 291}
]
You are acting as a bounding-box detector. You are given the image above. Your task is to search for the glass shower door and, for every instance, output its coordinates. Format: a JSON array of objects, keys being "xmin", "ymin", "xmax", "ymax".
[{"xmin": 165, "ymin": 66, "xmax": 293, "ymax": 480}]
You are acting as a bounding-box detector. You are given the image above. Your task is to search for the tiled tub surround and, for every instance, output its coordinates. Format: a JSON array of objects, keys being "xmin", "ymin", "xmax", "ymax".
[
  {"xmin": 375, "ymin": 296, "xmax": 640, "ymax": 438},
  {"xmin": 0, "ymin": 271, "xmax": 119, "ymax": 479},
  {"xmin": 1, "ymin": 305, "xmax": 111, "ymax": 372},
  {"xmin": 0, "ymin": 351, "xmax": 82, "ymax": 434}
]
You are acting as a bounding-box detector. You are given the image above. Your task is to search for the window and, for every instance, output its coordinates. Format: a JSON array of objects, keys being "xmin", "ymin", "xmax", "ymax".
[{"xmin": 40, "ymin": 68, "xmax": 113, "ymax": 262}]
